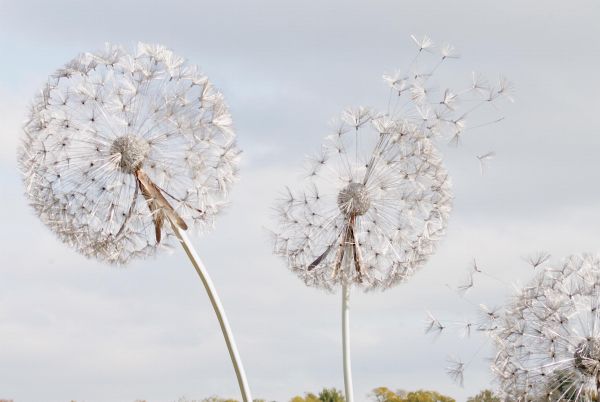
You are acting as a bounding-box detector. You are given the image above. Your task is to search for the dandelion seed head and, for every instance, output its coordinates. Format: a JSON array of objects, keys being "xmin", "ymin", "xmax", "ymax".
[
  {"xmin": 491, "ymin": 254, "xmax": 600, "ymax": 400},
  {"xmin": 272, "ymin": 108, "xmax": 452, "ymax": 291},
  {"xmin": 19, "ymin": 43, "xmax": 239, "ymax": 264}
]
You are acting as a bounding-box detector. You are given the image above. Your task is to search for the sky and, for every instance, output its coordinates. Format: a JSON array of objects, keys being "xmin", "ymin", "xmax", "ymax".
[{"xmin": 1, "ymin": 1, "xmax": 600, "ymax": 401}]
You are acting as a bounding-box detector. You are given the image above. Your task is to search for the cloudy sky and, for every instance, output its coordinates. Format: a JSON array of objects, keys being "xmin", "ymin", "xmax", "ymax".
[{"xmin": 1, "ymin": 1, "xmax": 600, "ymax": 401}]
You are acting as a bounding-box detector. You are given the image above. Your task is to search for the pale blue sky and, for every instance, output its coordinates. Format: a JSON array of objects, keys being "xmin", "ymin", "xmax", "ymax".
[{"xmin": 1, "ymin": 1, "xmax": 600, "ymax": 401}]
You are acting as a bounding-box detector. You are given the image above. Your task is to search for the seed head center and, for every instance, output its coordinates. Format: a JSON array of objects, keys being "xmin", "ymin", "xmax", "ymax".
[
  {"xmin": 574, "ymin": 338, "xmax": 600, "ymax": 376},
  {"xmin": 337, "ymin": 182, "xmax": 370, "ymax": 216},
  {"xmin": 110, "ymin": 135, "xmax": 150, "ymax": 174}
]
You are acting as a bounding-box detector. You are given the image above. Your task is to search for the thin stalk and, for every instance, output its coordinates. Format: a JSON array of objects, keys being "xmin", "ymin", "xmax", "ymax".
[
  {"xmin": 170, "ymin": 221, "xmax": 253, "ymax": 402},
  {"xmin": 342, "ymin": 279, "xmax": 354, "ymax": 402}
]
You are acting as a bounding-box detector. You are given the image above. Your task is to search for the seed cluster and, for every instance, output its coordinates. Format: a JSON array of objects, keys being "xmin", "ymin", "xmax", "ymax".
[{"xmin": 19, "ymin": 43, "xmax": 240, "ymax": 264}]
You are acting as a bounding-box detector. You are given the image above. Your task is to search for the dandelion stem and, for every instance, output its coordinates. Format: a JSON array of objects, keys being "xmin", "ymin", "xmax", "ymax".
[
  {"xmin": 342, "ymin": 279, "xmax": 354, "ymax": 402},
  {"xmin": 170, "ymin": 221, "xmax": 253, "ymax": 402}
]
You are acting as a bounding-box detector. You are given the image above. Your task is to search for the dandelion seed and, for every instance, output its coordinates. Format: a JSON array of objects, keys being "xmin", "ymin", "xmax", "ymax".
[
  {"xmin": 471, "ymin": 72, "xmax": 490, "ymax": 95},
  {"xmin": 523, "ymin": 251, "xmax": 551, "ymax": 269},
  {"xmin": 382, "ymin": 70, "xmax": 408, "ymax": 93},
  {"xmin": 476, "ymin": 151, "xmax": 496, "ymax": 175},
  {"xmin": 411, "ymin": 34, "xmax": 434, "ymax": 52},
  {"xmin": 446, "ymin": 357, "xmax": 465, "ymax": 387},
  {"xmin": 457, "ymin": 273, "xmax": 474, "ymax": 296},
  {"xmin": 425, "ymin": 311, "xmax": 446, "ymax": 335},
  {"xmin": 440, "ymin": 43, "xmax": 460, "ymax": 60},
  {"xmin": 478, "ymin": 304, "xmax": 500, "ymax": 331},
  {"xmin": 460, "ymin": 321, "xmax": 474, "ymax": 338},
  {"xmin": 471, "ymin": 258, "xmax": 482, "ymax": 273},
  {"xmin": 495, "ymin": 75, "xmax": 515, "ymax": 103}
]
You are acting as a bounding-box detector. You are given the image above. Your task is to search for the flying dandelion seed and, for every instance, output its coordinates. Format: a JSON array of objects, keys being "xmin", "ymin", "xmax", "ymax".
[
  {"xmin": 427, "ymin": 252, "xmax": 553, "ymax": 389},
  {"xmin": 446, "ymin": 356, "xmax": 466, "ymax": 387},
  {"xmin": 272, "ymin": 35, "xmax": 511, "ymax": 402},
  {"xmin": 18, "ymin": 43, "xmax": 251, "ymax": 401},
  {"xmin": 492, "ymin": 254, "xmax": 600, "ymax": 401},
  {"xmin": 476, "ymin": 151, "xmax": 496, "ymax": 175},
  {"xmin": 457, "ymin": 272, "xmax": 474, "ymax": 296},
  {"xmin": 426, "ymin": 257, "xmax": 514, "ymax": 386},
  {"xmin": 523, "ymin": 250, "xmax": 552, "ymax": 269},
  {"xmin": 425, "ymin": 311, "xmax": 446, "ymax": 336}
]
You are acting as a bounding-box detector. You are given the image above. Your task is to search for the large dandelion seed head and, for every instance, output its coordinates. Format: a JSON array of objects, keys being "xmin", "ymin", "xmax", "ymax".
[
  {"xmin": 272, "ymin": 109, "xmax": 452, "ymax": 291},
  {"xmin": 19, "ymin": 43, "xmax": 239, "ymax": 264},
  {"xmin": 492, "ymin": 254, "xmax": 600, "ymax": 401},
  {"xmin": 272, "ymin": 35, "xmax": 510, "ymax": 292}
]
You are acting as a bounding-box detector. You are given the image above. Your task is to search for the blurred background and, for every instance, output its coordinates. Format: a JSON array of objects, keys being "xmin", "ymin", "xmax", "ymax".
[{"xmin": 1, "ymin": 0, "xmax": 599, "ymax": 400}]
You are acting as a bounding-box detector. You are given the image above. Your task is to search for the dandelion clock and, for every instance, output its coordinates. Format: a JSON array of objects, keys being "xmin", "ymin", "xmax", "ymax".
[
  {"xmin": 18, "ymin": 43, "xmax": 252, "ymax": 401},
  {"xmin": 492, "ymin": 254, "xmax": 600, "ymax": 401},
  {"xmin": 272, "ymin": 35, "xmax": 511, "ymax": 401}
]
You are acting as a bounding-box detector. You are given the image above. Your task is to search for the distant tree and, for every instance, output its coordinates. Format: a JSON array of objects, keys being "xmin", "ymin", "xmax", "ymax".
[
  {"xmin": 290, "ymin": 388, "xmax": 345, "ymax": 402},
  {"xmin": 466, "ymin": 390, "xmax": 501, "ymax": 402},
  {"xmin": 368, "ymin": 388, "xmax": 453, "ymax": 402},
  {"xmin": 318, "ymin": 388, "xmax": 345, "ymax": 402},
  {"xmin": 401, "ymin": 390, "xmax": 454, "ymax": 402},
  {"xmin": 369, "ymin": 387, "xmax": 403, "ymax": 402},
  {"xmin": 290, "ymin": 393, "xmax": 320, "ymax": 402}
]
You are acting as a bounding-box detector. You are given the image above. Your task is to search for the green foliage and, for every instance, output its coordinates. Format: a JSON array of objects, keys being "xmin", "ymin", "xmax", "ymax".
[
  {"xmin": 290, "ymin": 393, "xmax": 321, "ymax": 402},
  {"xmin": 318, "ymin": 388, "xmax": 345, "ymax": 402},
  {"xmin": 369, "ymin": 387, "xmax": 403, "ymax": 402},
  {"xmin": 401, "ymin": 390, "xmax": 454, "ymax": 402},
  {"xmin": 369, "ymin": 388, "xmax": 454, "ymax": 402},
  {"xmin": 290, "ymin": 388, "xmax": 344, "ymax": 402},
  {"xmin": 466, "ymin": 389, "xmax": 501, "ymax": 402}
]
